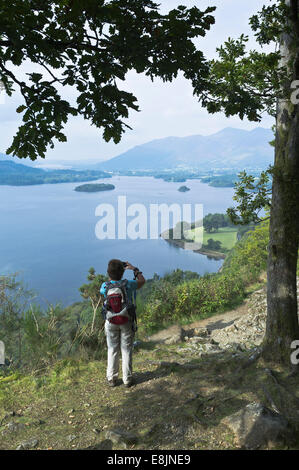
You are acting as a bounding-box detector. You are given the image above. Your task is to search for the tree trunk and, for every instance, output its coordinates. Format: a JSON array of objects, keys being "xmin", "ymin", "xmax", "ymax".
[{"xmin": 263, "ymin": 0, "xmax": 299, "ymax": 364}]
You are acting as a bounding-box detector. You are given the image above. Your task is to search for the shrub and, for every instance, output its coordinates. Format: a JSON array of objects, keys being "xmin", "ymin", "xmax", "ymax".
[
  {"xmin": 222, "ymin": 219, "xmax": 269, "ymax": 283},
  {"xmin": 139, "ymin": 219, "xmax": 269, "ymax": 333}
]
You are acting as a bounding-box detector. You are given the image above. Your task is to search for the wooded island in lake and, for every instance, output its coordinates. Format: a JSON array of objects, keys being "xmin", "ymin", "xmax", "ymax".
[{"xmin": 74, "ymin": 183, "xmax": 115, "ymax": 193}]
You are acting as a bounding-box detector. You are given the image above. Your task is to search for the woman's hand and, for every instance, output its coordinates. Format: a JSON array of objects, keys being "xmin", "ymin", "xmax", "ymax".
[{"xmin": 125, "ymin": 262, "xmax": 135, "ymax": 271}]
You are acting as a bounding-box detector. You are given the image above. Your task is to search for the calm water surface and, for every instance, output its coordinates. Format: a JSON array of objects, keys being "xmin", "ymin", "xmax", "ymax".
[{"xmin": 0, "ymin": 176, "xmax": 235, "ymax": 306}]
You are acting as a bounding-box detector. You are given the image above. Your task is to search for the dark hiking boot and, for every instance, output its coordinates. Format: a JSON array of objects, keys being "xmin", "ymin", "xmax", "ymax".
[
  {"xmin": 107, "ymin": 379, "xmax": 117, "ymax": 387},
  {"xmin": 124, "ymin": 379, "xmax": 134, "ymax": 388}
]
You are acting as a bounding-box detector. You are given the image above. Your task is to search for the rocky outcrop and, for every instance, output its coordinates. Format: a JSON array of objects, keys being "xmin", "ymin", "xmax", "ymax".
[
  {"xmin": 16, "ymin": 438, "xmax": 39, "ymax": 450},
  {"xmin": 211, "ymin": 280, "xmax": 299, "ymax": 351},
  {"xmin": 105, "ymin": 429, "xmax": 139, "ymax": 449},
  {"xmin": 149, "ymin": 325, "xmax": 185, "ymax": 345},
  {"xmin": 210, "ymin": 287, "xmax": 268, "ymax": 350},
  {"xmin": 148, "ymin": 280, "xmax": 299, "ymax": 363},
  {"xmin": 147, "ymin": 281, "xmax": 298, "ymax": 449},
  {"xmin": 221, "ymin": 402, "xmax": 289, "ymax": 449}
]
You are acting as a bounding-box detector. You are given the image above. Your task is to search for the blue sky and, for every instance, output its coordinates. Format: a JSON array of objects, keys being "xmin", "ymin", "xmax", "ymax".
[{"xmin": 0, "ymin": 0, "xmax": 274, "ymax": 165}]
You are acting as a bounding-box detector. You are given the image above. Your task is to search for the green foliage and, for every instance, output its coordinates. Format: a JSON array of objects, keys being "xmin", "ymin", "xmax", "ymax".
[
  {"xmin": 140, "ymin": 271, "xmax": 245, "ymax": 332},
  {"xmin": 202, "ymin": 212, "xmax": 233, "ymax": 233},
  {"xmin": 249, "ymin": 1, "xmax": 289, "ymax": 45},
  {"xmin": 199, "ymin": 34, "xmax": 280, "ymax": 121},
  {"xmin": 193, "ymin": 1, "xmax": 296, "ymax": 234},
  {"xmin": 0, "ymin": 0, "xmax": 215, "ymax": 160},
  {"xmin": 47, "ymin": 358, "xmax": 84, "ymax": 388},
  {"xmin": 205, "ymin": 238, "xmax": 222, "ymax": 251},
  {"xmin": 196, "ymin": 0, "xmax": 289, "ymax": 123},
  {"xmin": 79, "ymin": 268, "xmax": 106, "ymax": 308},
  {"xmin": 22, "ymin": 300, "xmax": 107, "ymax": 368},
  {"xmin": 78, "ymin": 268, "xmax": 107, "ymax": 351},
  {"xmin": 140, "ymin": 219, "xmax": 269, "ymax": 333},
  {"xmin": 0, "ymin": 274, "xmax": 33, "ymax": 365},
  {"xmin": 227, "ymin": 171, "xmax": 272, "ymax": 225},
  {"xmin": 136, "ymin": 269, "xmax": 199, "ymax": 306},
  {"xmin": 0, "ymin": 269, "xmax": 108, "ymax": 371},
  {"xmin": 175, "ymin": 274, "xmax": 245, "ymax": 318},
  {"xmin": 22, "ymin": 304, "xmax": 66, "ymax": 367},
  {"xmin": 222, "ymin": 219, "xmax": 269, "ymax": 283},
  {"xmin": 200, "ymin": 174, "xmax": 239, "ymax": 188}
]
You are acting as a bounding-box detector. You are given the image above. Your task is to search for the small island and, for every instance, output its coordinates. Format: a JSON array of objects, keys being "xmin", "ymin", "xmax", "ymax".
[
  {"xmin": 178, "ymin": 185, "xmax": 190, "ymax": 192},
  {"xmin": 74, "ymin": 183, "xmax": 115, "ymax": 193}
]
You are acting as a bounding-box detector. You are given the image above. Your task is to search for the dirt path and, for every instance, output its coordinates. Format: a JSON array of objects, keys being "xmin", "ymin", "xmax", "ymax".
[
  {"xmin": 188, "ymin": 303, "xmax": 248, "ymax": 332},
  {"xmin": 148, "ymin": 302, "xmax": 249, "ymax": 344}
]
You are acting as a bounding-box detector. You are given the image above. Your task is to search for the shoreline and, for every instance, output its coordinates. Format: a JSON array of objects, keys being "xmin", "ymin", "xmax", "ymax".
[{"xmin": 160, "ymin": 232, "xmax": 226, "ymax": 260}]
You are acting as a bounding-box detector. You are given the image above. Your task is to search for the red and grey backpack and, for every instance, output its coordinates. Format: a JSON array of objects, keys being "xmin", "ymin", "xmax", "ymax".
[{"xmin": 102, "ymin": 280, "xmax": 137, "ymax": 329}]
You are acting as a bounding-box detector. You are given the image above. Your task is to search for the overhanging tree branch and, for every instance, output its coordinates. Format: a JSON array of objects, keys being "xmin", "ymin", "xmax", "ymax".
[{"xmin": 0, "ymin": 0, "xmax": 215, "ymax": 160}]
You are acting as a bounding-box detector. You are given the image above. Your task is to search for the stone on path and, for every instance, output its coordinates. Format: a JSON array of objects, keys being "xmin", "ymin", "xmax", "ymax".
[
  {"xmin": 222, "ymin": 402, "xmax": 289, "ymax": 449},
  {"xmin": 16, "ymin": 438, "xmax": 39, "ymax": 450}
]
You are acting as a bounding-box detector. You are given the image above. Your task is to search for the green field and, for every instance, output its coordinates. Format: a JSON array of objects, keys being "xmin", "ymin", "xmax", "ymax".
[{"xmin": 186, "ymin": 226, "xmax": 238, "ymax": 251}]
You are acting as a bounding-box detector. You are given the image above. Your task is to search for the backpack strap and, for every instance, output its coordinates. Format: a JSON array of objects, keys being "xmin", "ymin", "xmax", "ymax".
[
  {"xmin": 104, "ymin": 281, "xmax": 115, "ymax": 296},
  {"xmin": 120, "ymin": 279, "xmax": 129, "ymax": 304},
  {"xmin": 102, "ymin": 281, "xmax": 118, "ymax": 321}
]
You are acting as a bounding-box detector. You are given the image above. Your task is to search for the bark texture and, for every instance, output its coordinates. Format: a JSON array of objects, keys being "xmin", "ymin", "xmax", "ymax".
[{"xmin": 263, "ymin": 0, "xmax": 299, "ymax": 363}]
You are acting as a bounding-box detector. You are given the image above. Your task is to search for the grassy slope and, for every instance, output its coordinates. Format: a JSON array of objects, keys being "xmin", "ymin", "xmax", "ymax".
[
  {"xmin": 186, "ymin": 227, "xmax": 238, "ymax": 251},
  {"xmin": 1, "ymin": 338, "xmax": 298, "ymax": 450},
  {"xmin": 204, "ymin": 227, "xmax": 238, "ymax": 250}
]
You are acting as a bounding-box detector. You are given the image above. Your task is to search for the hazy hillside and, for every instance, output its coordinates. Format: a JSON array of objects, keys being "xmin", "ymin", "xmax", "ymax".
[
  {"xmin": 0, "ymin": 161, "xmax": 44, "ymax": 174},
  {"xmin": 0, "ymin": 160, "xmax": 111, "ymax": 185},
  {"xmin": 97, "ymin": 127, "xmax": 274, "ymax": 172},
  {"xmin": 0, "ymin": 153, "xmax": 37, "ymax": 164}
]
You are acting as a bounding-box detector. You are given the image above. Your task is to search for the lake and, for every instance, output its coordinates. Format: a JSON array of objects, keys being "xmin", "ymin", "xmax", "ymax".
[{"xmin": 0, "ymin": 176, "xmax": 236, "ymax": 307}]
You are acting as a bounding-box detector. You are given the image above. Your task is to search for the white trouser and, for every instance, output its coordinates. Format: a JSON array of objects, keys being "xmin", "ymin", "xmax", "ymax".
[{"xmin": 104, "ymin": 320, "xmax": 135, "ymax": 384}]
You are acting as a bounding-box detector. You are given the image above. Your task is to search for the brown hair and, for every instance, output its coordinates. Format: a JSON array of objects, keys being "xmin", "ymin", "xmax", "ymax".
[{"xmin": 107, "ymin": 259, "xmax": 125, "ymax": 281}]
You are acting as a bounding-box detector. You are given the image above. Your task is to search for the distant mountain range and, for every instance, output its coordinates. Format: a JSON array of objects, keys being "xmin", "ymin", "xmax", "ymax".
[
  {"xmin": 96, "ymin": 127, "xmax": 274, "ymax": 172},
  {"xmin": 0, "ymin": 127, "xmax": 274, "ymax": 176}
]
